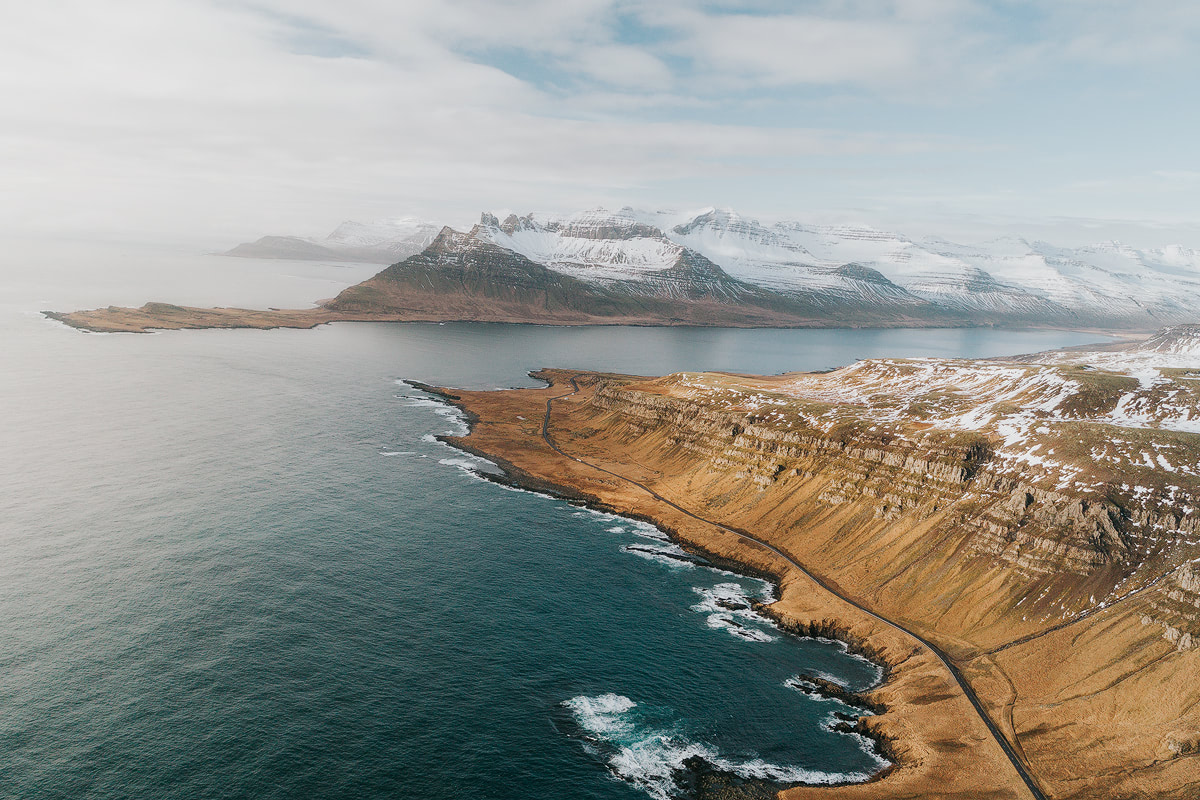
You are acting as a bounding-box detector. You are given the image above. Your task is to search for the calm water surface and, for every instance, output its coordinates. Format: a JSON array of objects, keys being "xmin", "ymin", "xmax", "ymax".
[{"xmin": 0, "ymin": 246, "xmax": 1109, "ymax": 799}]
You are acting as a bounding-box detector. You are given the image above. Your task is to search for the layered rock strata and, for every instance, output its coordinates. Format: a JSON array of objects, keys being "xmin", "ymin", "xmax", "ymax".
[{"xmin": 442, "ymin": 341, "xmax": 1200, "ymax": 798}]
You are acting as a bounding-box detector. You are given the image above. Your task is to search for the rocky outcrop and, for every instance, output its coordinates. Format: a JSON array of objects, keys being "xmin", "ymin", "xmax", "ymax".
[{"xmin": 1142, "ymin": 562, "xmax": 1200, "ymax": 651}]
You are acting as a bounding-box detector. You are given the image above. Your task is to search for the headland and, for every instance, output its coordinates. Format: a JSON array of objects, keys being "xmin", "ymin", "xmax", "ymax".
[{"xmin": 432, "ymin": 327, "xmax": 1200, "ymax": 799}]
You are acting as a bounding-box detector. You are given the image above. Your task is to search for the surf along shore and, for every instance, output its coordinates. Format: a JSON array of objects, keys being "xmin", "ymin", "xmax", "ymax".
[{"xmin": 427, "ymin": 370, "xmax": 1043, "ymax": 800}]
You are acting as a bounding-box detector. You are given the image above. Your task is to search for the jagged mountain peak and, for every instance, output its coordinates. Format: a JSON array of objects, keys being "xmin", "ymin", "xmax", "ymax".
[
  {"xmin": 500, "ymin": 213, "xmax": 537, "ymax": 235},
  {"xmin": 548, "ymin": 207, "xmax": 665, "ymax": 241},
  {"xmin": 672, "ymin": 207, "xmax": 762, "ymax": 236},
  {"xmin": 479, "ymin": 207, "xmax": 667, "ymax": 241},
  {"xmin": 671, "ymin": 208, "xmax": 810, "ymax": 259},
  {"xmin": 431, "ymin": 224, "xmax": 465, "ymax": 244},
  {"xmin": 476, "ymin": 212, "xmax": 541, "ymax": 235},
  {"xmin": 422, "ymin": 225, "xmax": 501, "ymax": 259},
  {"xmin": 661, "ymin": 248, "xmax": 735, "ymax": 283}
]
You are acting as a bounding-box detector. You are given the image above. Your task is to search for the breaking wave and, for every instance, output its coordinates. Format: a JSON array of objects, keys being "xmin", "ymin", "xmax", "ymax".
[
  {"xmin": 690, "ymin": 582, "xmax": 777, "ymax": 642},
  {"xmin": 563, "ymin": 693, "xmax": 876, "ymax": 799},
  {"xmin": 620, "ymin": 541, "xmax": 698, "ymax": 570},
  {"xmin": 395, "ymin": 389, "xmax": 470, "ymax": 435}
]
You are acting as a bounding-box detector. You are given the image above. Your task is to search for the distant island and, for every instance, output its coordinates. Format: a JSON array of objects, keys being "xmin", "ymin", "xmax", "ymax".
[{"xmin": 47, "ymin": 207, "xmax": 1200, "ymax": 332}]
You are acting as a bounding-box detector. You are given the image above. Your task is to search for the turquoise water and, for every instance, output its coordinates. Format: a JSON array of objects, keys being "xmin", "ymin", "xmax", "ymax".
[{"xmin": 0, "ymin": 309, "xmax": 1108, "ymax": 798}]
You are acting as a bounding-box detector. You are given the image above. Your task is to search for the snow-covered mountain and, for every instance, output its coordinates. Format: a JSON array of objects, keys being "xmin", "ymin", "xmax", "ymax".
[
  {"xmin": 667, "ymin": 209, "xmax": 1200, "ymax": 326},
  {"xmin": 227, "ymin": 218, "xmax": 441, "ymax": 264},
  {"xmin": 473, "ymin": 209, "xmax": 682, "ymax": 283},
  {"xmin": 466, "ymin": 208, "xmax": 948, "ymax": 316},
  {"xmin": 235, "ymin": 207, "xmax": 1200, "ymax": 329}
]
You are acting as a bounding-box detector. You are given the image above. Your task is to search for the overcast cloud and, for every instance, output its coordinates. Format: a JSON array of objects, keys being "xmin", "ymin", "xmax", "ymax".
[{"xmin": 2, "ymin": 0, "xmax": 1199, "ymax": 246}]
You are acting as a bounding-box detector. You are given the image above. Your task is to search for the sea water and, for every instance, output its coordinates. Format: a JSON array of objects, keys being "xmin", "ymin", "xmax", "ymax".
[{"xmin": 0, "ymin": 244, "xmax": 1109, "ymax": 798}]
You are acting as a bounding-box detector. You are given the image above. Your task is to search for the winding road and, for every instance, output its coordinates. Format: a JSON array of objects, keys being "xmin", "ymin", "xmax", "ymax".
[{"xmin": 541, "ymin": 376, "xmax": 1049, "ymax": 800}]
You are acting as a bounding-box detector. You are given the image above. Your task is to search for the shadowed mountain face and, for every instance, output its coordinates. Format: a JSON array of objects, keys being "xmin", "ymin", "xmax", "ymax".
[
  {"xmin": 324, "ymin": 222, "xmax": 965, "ymax": 327},
  {"xmin": 231, "ymin": 206, "xmax": 1200, "ymax": 330}
]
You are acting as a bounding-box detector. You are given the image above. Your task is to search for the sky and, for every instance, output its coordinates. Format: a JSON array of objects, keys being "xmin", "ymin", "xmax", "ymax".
[{"xmin": 3, "ymin": 0, "xmax": 1200, "ymax": 248}]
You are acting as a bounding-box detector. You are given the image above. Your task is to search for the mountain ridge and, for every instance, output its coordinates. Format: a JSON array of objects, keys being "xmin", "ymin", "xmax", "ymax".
[
  {"xmin": 225, "ymin": 206, "xmax": 1200, "ymax": 330},
  {"xmin": 50, "ymin": 206, "xmax": 1200, "ymax": 333},
  {"xmin": 319, "ymin": 217, "xmax": 963, "ymax": 328}
]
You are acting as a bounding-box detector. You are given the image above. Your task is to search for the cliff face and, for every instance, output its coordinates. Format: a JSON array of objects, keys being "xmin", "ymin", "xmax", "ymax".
[
  {"xmin": 589, "ymin": 383, "xmax": 1145, "ymax": 579},
  {"xmin": 539, "ymin": 338, "xmax": 1200, "ymax": 798},
  {"xmin": 586, "ymin": 378, "xmax": 1200, "ymax": 631}
]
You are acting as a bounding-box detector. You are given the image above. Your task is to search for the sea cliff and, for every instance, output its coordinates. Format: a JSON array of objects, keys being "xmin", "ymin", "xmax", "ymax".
[{"xmin": 436, "ymin": 330, "xmax": 1200, "ymax": 798}]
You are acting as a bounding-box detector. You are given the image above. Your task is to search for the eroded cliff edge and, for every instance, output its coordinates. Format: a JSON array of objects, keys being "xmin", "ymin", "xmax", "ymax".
[{"xmin": 439, "ymin": 327, "xmax": 1200, "ymax": 799}]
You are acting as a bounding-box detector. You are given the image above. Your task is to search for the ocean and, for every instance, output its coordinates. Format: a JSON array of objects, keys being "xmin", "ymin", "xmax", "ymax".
[{"xmin": 0, "ymin": 241, "xmax": 1108, "ymax": 798}]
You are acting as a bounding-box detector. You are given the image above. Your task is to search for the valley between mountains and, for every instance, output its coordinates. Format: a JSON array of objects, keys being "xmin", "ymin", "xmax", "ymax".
[
  {"xmin": 435, "ymin": 326, "xmax": 1200, "ymax": 799},
  {"xmin": 48, "ymin": 207, "xmax": 1200, "ymax": 333}
]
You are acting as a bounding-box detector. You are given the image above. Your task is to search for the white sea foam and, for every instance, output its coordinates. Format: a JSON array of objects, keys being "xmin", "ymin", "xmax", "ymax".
[
  {"xmin": 690, "ymin": 583, "xmax": 777, "ymax": 642},
  {"xmin": 606, "ymin": 526, "xmax": 626, "ymax": 534},
  {"xmin": 563, "ymin": 693, "xmax": 876, "ymax": 799},
  {"xmin": 630, "ymin": 520, "xmax": 669, "ymax": 541},
  {"xmin": 820, "ymin": 711, "xmax": 849, "ymax": 730},
  {"xmin": 620, "ymin": 542, "xmax": 697, "ymax": 570},
  {"xmin": 811, "ymin": 640, "xmax": 885, "ymax": 689},
  {"xmin": 758, "ymin": 581, "xmax": 777, "ymax": 603},
  {"xmin": 439, "ymin": 457, "xmax": 487, "ymax": 470},
  {"xmin": 379, "ymin": 450, "xmax": 415, "ymax": 457},
  {"xmin": 574, "ymin": 508, "xmax": 621, "ymax": 524},
  {"xmin": 398, "ymin": 396, "xmax": 447, "ymax": 409},
  {"xmin": 706, "ymin": 615, "xmax": 775, "ymax": 642},
  {"xmin": 489, "ymin": 481, "xmax": 538, "ymax": 495},
  {"xmin": 563, "ymin": 693, "xmax": 638, "ymax": 736},
  {"xmin": 799, "ymin": 670, "xmax": 851, "ymax": 690},
  {"xmin": 397, "ymin": 393, "xmax": 470, "ymax": 435},
  {"xmin": 815, "ymin": 712, "xmax": 889, "ymax": 769},
  {"xmin": 420, "ymin": 434, "xmax": 438, "ymax": 443},
  {"xmin": 713, "ymin": 755, "xmax": 876, "ymax": 785},
  {"xmin": 609, "ymin": 738, "xmax": 717, "ymax": 800}
]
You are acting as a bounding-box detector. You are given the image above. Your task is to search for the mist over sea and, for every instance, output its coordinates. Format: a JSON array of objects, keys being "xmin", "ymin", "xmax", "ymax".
[{"xmin": 0, "ymin": 241, "xmax": 1107, "ymax": 798}]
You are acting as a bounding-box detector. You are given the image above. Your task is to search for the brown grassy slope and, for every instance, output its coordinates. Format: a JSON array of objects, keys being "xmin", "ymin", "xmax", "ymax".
[
  {"xmin": 43, "ymin": 303, "xmax": 340, "ymax": 333},
  {"xmin": 438, "ymin": 372, "xmax": 1037, "ymax": 800},
  {"xmin": 443, "ymin": 367, "xmax": 1200, "ymax": 799}
]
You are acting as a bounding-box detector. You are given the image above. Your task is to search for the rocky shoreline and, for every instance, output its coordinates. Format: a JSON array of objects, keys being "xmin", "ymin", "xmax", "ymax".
[
  {"xmin": 418, "ymin": 381, "xmax": 903, "ymax": 797},
  {"xmin": 420, "ymin": 371, "xmax": 1047, "ymax": 799},
  {"xmin": 412, "ymin": 390, "xmax": 904, "ymax": 799}
]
